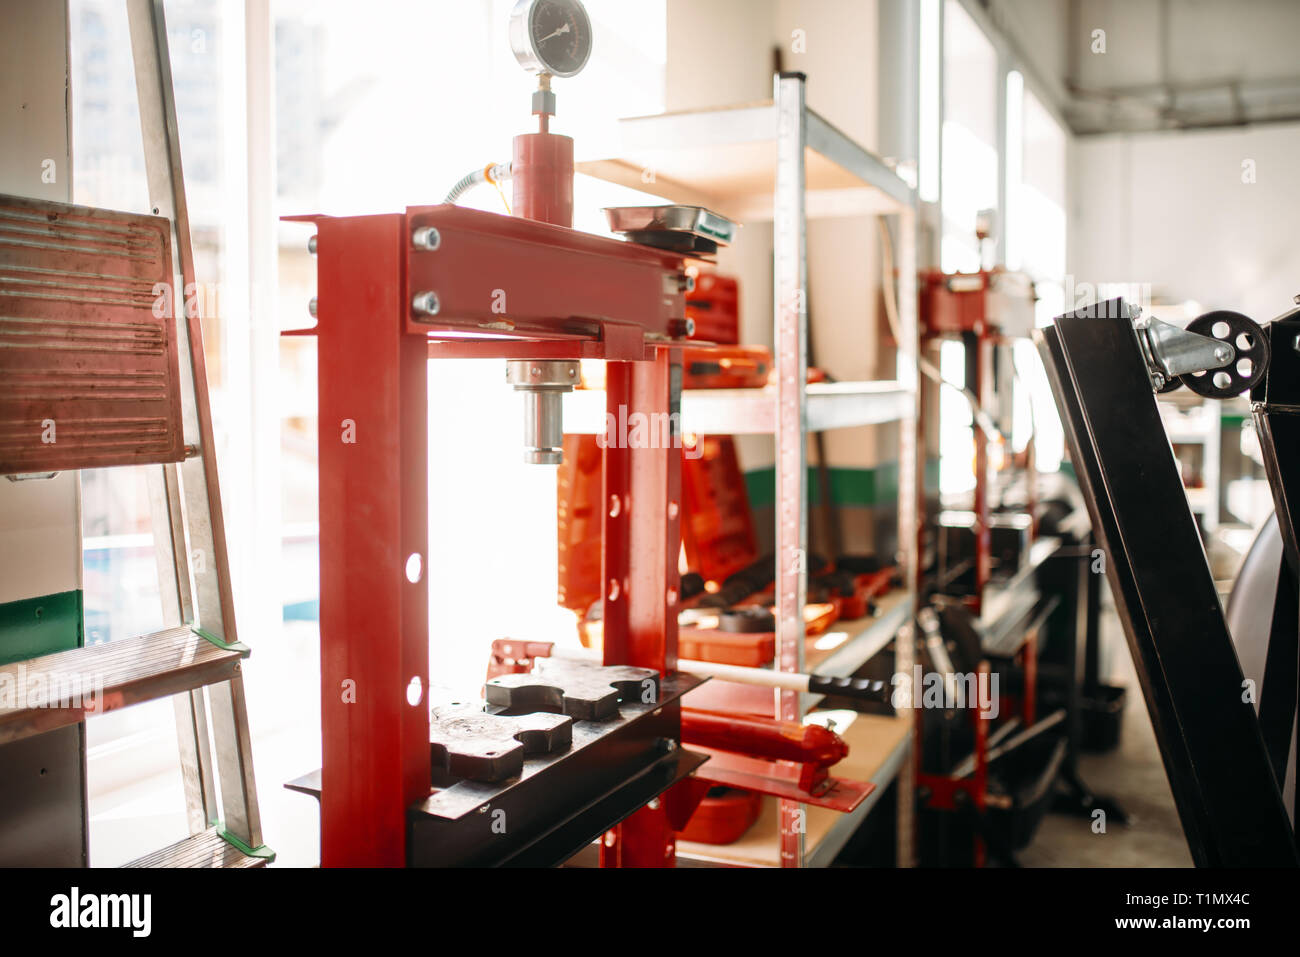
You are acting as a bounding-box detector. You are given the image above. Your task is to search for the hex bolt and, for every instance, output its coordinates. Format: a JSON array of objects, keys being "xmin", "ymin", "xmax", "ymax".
[
  {"xmin": 412, "ymin": 226, "xmax": 441, "ymax": 251},
  {"xmin": 308, "ymin": 297, "xmax": 318, "ymax": 318},
  {"xmin": 412, "ymin": 291, "xmax": 440, "ymax": 316},
  {"xmin": 308, "ymin": 235, "xmax": 317, "ymax": 254}
]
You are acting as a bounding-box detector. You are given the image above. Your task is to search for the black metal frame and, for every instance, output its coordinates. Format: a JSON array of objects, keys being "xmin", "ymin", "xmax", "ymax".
[
  {"xmin": 1037, "ymin": 299, "xmax": 1297, "ymax": 866},
  {"xmin": 1250, "ymin": 313, "xmax": 1300, "ymax": 825}
]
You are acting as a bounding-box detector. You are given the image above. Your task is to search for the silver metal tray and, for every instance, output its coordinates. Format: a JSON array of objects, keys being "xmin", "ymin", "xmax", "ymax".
[{"xmin": 603, "ymin": 205, "xmax": 738, "ymax": 245}]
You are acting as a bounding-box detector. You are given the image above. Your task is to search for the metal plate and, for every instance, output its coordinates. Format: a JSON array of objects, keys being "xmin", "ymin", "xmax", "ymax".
[
  {"xmin": 429, "ymin": 704, "xmax": 572, "ymax": 783},
  {"xmin": 419, "ymin": 672, "xmax": 701, "ymax": 822},
  {"xmin": 485, "ymin": 658, "xmax": 659, "ymax": 721},
  {"xmin": 0, "ymin": 194, "xmax": 184, "ymax": 472},
  {"xmin": 408, "ymin": 673, "xmax": 707, "ymax": 867}
]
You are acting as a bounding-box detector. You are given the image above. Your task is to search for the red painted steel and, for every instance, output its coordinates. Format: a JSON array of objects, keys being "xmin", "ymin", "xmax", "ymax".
[
  {"xmin": 680, "ymin": 710, "xmax": 872, "ymax": 812},
  {"xmin": 915, "ymin": 661, "xmax": 992, "ymax": 865},
  {"xmin": 1020, "ymin": 630, "xmax": 1038, "ymax": 726},
  {"xmin": 512, "ymin": 132, "xmax": 574, "ymax": 227},
  {"xmin": 404, "ymin": 205, "xmax": 684, "ymax": 350},
  {"xmin": 676, "ymin": 788, "xmax": 762, "ymax": 844},
  {"xmin": 688, "ymin": 748, "xmax": 873, "ymax": 812},
  {"xmin": 684, "ymin": 271, "xmax": 740, "ymax": 344},
  {"xmin": 311, "ymin": 213, "xmax": 431, "ymax": 866},
  {"xmin": 599, "ymin": 353, "xmax": 683, "ymax": 867},
  {"xmin": 972, "ymin": 329, "xmax": 993, "ymax": 610}
]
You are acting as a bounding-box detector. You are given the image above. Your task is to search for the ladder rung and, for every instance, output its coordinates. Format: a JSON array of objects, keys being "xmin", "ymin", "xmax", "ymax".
[
  {"xmin": 0, "ymin": 625, "xmax": 242, "ymax": 746},
  {"xmin": 121, "ymin": 828, "xmax": 268, "ymax": 868}
]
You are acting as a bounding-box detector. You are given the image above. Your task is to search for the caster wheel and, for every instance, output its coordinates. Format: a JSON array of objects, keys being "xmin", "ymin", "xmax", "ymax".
[{"xmin": 1179, "ymin": 311, "xmax": 1269, "ymax": 398}]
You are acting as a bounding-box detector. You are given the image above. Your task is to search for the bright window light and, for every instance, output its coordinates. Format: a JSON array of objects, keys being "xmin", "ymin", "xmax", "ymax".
[
  {"xmin": 918, "ymin": 0, "xmax": 941, "ymax": 203},
  {"xmin": 1004, "ymin": 70, "xmax": 1024, "ymax": 270},
  {"xmin": 940, "ymin": 0, "xmax": 998, "ymax": 272}
]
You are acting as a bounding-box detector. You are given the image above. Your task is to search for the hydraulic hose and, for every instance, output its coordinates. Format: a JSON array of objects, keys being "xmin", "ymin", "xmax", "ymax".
[{"xmin": 444, "ymin": 162, "xmax": 512, "ymax": 204}]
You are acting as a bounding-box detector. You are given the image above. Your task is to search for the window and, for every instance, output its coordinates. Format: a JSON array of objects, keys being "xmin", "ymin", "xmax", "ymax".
[
  {"xmin": 940, "ymin": 0, "xmax": 998, "ymax": 273},
  {"xmin": 1006, "ymin": 82, "xmax": 1068, "ymax": 471}
]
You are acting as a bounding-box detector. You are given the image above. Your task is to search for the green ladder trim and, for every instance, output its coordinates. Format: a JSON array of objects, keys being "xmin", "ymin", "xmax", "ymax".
[
  {"xmin": 192, "ymin": 625, "xmax": 252, "ymax": 658},
  {"xmin": 215, "ymin": 824, "xmax": 276, "ymax": 862}
]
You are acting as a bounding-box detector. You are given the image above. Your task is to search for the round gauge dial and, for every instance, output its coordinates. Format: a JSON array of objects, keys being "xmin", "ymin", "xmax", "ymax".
[{"xmin": 510, "ymin": 0, "xmax": 593, "ymax": 78}]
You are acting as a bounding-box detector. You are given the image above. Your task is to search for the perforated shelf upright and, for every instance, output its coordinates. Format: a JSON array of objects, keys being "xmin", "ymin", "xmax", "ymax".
[{"xmin": 578, "ymin": 72, "xmax": 921, "ymax": 868}]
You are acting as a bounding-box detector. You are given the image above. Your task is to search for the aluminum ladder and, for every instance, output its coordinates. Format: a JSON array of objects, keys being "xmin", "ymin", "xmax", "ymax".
[{"xmin": 0, "ymin": 0, "xmax": 269, "ymax": 867}]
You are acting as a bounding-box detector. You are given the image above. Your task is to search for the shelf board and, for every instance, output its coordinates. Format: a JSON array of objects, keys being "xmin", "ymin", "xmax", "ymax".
[
  {"xmin": 676, "ymin": 710, "xmax": 912, "ymax": 868},
  {"xmin": 564, "ymin": 380, "xmax": 911, "ymax": 436},
  {"xmin": 802, "ymin": 590, "xmax": 910, "ymax": 712},
  {"xmin": 978, "ymin": 536, "xmax": 1063, "ymax": 631},
  {"xmin": 576, "ymin": 99, "xmax": 915, "ymax": 222}
]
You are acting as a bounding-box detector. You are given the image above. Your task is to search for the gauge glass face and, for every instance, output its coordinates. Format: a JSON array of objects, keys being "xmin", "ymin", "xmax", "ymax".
[{"xmin": 529, "ymin": 0, "xmax": 591, "ymax": 77}]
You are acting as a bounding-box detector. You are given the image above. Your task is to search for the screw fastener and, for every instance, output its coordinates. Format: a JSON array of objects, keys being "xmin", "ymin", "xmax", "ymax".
[{"xmin": 412, "ymin": 291, "xmax": 440, "ymax": 316}]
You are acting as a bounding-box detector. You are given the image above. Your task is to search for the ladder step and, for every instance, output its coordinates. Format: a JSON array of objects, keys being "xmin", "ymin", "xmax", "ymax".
[
  {"xmin": 121, "ymin": 828, "xmax": 269, "ymax": 868},
  {"xmin": 0, "ymin": 625, "xmax": 242, "ymax": 746}
]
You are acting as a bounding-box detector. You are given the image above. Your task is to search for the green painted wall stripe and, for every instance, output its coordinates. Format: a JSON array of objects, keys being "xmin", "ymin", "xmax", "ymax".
[
  {"xmin": 743, "ymin": 461, "xmax": 938, "ymax": 509},
  {"xmin": 0, "ymin": 589, "xmax": 84, "ymax": 665}
]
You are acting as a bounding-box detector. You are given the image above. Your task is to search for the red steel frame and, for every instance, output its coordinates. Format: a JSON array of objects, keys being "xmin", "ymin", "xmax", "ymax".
[
  {"xmin": 917, "ymin": 273, "xmax": 1038, "ymax": 866},
  {"xmin": 291, "ymin": 163, "xmax": 692, "ymax": 868}
]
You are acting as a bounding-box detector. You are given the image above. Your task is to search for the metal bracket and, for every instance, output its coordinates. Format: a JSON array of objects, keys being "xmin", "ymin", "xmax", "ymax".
[{"xmin": 1134, "ymin": 312, "xmax": 1234, "ymax": 390}]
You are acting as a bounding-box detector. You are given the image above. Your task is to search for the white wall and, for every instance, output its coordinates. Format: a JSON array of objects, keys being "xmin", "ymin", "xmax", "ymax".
[
  {"xmin": 0, "ymin": 0, "xmax": 81, "ymax": 606},
  {"xmin": 1070, "ymin": 122, "xmax": 1300, "ymax": 323},
  {"xmin": 666, "ymin": 0, "xmax": 887, "ymax": 480}
]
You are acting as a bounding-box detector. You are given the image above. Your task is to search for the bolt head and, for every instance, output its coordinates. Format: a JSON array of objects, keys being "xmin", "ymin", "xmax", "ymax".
[
  {"xmin": 412, "ymin": 226, "xmax": 441, "ymax": 251},
  {"xmin": 412, "ymin": 291, "xmax": 440, "ymax": 316}
]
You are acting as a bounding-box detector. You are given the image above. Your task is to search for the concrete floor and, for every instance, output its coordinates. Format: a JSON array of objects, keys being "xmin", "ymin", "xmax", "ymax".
[{"xmin": 1019, "ymin": 608, "xmax": 1193, "ymax": 867}]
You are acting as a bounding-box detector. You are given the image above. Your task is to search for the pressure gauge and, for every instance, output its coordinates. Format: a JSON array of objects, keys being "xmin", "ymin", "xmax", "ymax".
[{"xmin": 509, "ymin": 0, "xmax": 593, "ymax": 78}]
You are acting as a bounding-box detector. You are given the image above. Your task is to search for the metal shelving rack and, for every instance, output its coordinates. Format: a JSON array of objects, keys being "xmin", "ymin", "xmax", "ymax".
[
  {"xmin": 1159, "ymin": 397, "xmax": 1222, "ymax": 532},
  {"xmin": 577, "ymin": 73, "xmax": 920, "ymax": 868}
]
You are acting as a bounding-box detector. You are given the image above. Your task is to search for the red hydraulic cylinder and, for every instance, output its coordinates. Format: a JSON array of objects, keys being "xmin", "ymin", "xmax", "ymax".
[
  {"xmin": 512, "ymin": 132, "xmax": 574, "ymax": 227},
  {"xmin": 682, "ymin": 709, "xmax": 848, "ymax": 768}
]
